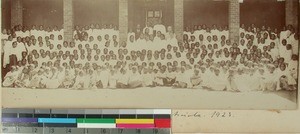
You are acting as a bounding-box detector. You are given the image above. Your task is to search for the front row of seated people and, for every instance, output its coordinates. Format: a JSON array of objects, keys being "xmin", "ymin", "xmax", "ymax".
[{"xmin": 2, "ymin": 54, "xmax": 297, "ymax": 91}]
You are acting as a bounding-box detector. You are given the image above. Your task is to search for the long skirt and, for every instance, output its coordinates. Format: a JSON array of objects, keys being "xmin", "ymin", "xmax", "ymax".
[
  {"xmin": 227, "ymin": 76, "xmax": 239, "ymax": 92},
  {"xmin": 2, "ymin": 77, "xmax": 16, "ymax": 87},
  {"xmin": 128, "ymin": 81, "xmax": 143, "ymax": 88}
]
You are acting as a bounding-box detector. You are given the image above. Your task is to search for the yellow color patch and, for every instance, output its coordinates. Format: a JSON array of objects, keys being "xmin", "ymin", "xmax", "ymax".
[{"xmin": 116, "ymin": 119, "xmax": 154, "ymax": 124}]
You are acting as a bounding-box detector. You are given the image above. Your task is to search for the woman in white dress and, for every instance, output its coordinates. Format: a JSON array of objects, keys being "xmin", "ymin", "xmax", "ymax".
[
  {"xmin": 108, "ymin": 69, "xmax": 118, "ymax": 89},
  {"xmin": 173, "ymin": 67, "xmax": 189, "ymax": 88},
  {"xmin": 209, "ymin": 69, "xmax": 227, "ymax": 91},
  {"xmin": 100, "ymin": 67, "xmax": 110, "ymax": 89},
  {"xmin": 2, "ymin": 66, "xmax": 19, "ymax": 87},
  {"xmin": 14, "ymin": 66, "xmax": 31, "ymax": 88},
  {"xmin": 27, "ymin": 69, "xmax": 44, "ymax": 88},
  {"xmin": 116, "ymin": 68, "xmax": 129, "ymax": 88},
  {"xmin": 226, "ymin": 69, "xmax": 240, "ymax": 92},
  {"xmin": 73, "ymin": 71, "xmax": 85, "ymax": 89},
  {"xmin": 189, "ymin": 69, "xmax": 202, "ymax": 89},
  {"xmin": 89, "ymin": 68, "xmax": 99, "ymax": 89},
  {"xmin": 142, "ymin": 68, "xmax": 155, "ymax": 87},
  {"xmin": 264, "ymin": 65, "xmax": 277, "ymax": 91},
  {"xmin": 46, "ymin": 67, "xmax": 62, "ymax": 89},
  {"xmin": 128, "ymin": 67, "xmax": 143, "ymax": 88},
  {"xmin": 276, "ymin": 63, "xmax": 297, "ymax": 90}
]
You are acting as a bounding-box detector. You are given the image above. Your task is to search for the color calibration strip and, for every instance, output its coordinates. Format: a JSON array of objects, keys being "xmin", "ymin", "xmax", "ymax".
[{"xmin": 1, "ymin": 109, "xmax": 171, "ymax": 133}]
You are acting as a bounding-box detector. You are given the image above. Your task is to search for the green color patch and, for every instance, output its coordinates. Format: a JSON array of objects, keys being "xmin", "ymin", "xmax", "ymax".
[{"xmin": 76, "ymin": 118, "xmax": 115, "ymax": 124}]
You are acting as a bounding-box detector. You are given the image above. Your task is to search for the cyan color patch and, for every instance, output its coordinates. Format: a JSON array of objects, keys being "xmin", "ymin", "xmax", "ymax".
[{"xmin": 38, "ymin": 118, "xmax": 76, "ymax": 124}]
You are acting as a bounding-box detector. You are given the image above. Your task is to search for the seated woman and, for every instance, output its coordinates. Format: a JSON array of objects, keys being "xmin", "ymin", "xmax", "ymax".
[
  {"xmin": 264, "ymin": 65, "xmax": 277, "ymax": 91},
  {"xmin": 116, "ymin": 68, "xmax": 129, "ymax": 88},
  {"xmin": 83, "ymin": 69, "xmax": 92, "ymax": 89},
  {"xmin": 128, "ymin": 67, "xmax": 143, "ymax": 88},
  {"xmin": 72, "ymin": 71, "xmax": 85, "ymax": 90},
  {"xmin": 142, "ymin": 68, "xmax": 155, "ymax": 87},
  {"xmin": 108, "ymin": 69, "xmax": 118, "ymax": 89},
  {"xmin": 154, "ymin": 67, "xmax": 166, "ymax": 86},
  {"xmin": 99, "ymin": 67, "xmax": 110, "ymax": 89},
  {"xmin": 61, "ymin": 68, "xmax": 75, "ymax": 88},
  {"xmin": 40, "ymin": 67, "xmax": 53, "ymax": 89},
  {"xmin": 209, "ymin": 69, "xmax": 228, "ymax": 91},
  {"xmin": 46, "ymin": 67, "xmax": 63, "ymax": 89},
  {"xmin": 163, "ymin": 67, "xmax": 176, "ymax": 87},
  {"xmin": 2, "ymin": 66, "xmax": 19, "ymax": 87},
  {"xmin": 89, "ymin": 67, "xmax": 99, "ymax": 89},
  {"xmin": 14, "ymin": 65, "xmax": 31, "ymax": 88},
  {"xmin": 27, "ymin": 69, "xmax": 44, "ymax": 88},
  {"xmin": 276, "ymin": 63, "xmax": 297, "ymax": 91},
  {"xmin": 189, "ymin": 69, "xmax": 202, "ymax": 89},
  {"xmin": 173, "ymin": 67, "xmax": 188, "ymax": 88},
  {"xmin": 248, "ymin": 67, "xmax": 266, "ymax": 91},
  {"xmin": 94, "ymin": 66, "xmax": 104, "ymax": 89},
  {"xmin": 288, "ymin": 55, "xmax": 298, "ymax": 82}
]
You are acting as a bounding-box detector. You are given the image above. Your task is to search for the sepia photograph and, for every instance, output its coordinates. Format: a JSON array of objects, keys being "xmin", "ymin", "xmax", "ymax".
[{"xmin": 1, "ymin": 0, "xmax": 298, "ymax": 109}]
